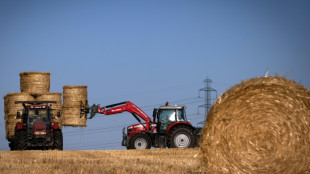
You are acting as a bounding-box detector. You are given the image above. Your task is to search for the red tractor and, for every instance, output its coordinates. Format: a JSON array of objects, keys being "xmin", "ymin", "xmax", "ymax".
[
  {"xmin": 10, "ymin": 101, "xmax": 63, "ymax": 150},
  {"xmin": 88, "ymin": 101, "xmax": 197, "ymax": 149}
]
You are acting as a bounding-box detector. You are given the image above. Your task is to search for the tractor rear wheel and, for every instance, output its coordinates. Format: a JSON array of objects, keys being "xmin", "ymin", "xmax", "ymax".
[
  {"xmin": 14, "ymin": 130, "xmax": 27, "ymax": 150},
  {"xmin": 128, "ymin": 133, "xmax": 151, "ymax": 150},
  {"xmin": 168, "ymin": 126, "xmax": 195, "ymax": 148},
  {"xmin": 53, "ymin": 130, "xmax": 63, "ymax": 150},
  {"xmin": 9, "ymin": 141, "xmax": 14, "ymax": 151}
]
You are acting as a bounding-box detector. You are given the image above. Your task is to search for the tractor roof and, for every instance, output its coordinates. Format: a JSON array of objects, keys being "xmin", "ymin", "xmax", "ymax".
[
  {"xmin": 25, "ymin": 105, "xmax": 51, "ymax": 109},
  {"xmin": 158, "ymin": 105, "xmax": 186, "ymax": 110},
  {"xmin": 14, "ymin": 101, "xmax": 56, "ymax": 110}
]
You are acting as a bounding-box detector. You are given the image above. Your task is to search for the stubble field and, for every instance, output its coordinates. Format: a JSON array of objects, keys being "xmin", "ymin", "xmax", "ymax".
[{"xmin": 0, "ymin": 148, "xmax": 205, "ymax": 174}]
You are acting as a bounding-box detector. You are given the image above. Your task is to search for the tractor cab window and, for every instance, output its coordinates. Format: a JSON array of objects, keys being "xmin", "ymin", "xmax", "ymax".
[
  {"xmin": 28, "ymin": 109, "xmax": 49, "ymax": 124},
  {"xmin": 158, "ymin": 109, "xmax": 176, "ymax": 123},
  {"xmin": 176, "ymin": 109, "xmax": 186, "ymax": 122},
  {"xmin": 158, "ymin": 109, "xmax": 176, "ymax": 133}
]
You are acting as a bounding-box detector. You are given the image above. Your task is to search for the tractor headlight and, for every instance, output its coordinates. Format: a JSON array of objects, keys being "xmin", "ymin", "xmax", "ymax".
[{"xmin": 34, "ymin": 129, "xmax": 46, "ymax": 135}]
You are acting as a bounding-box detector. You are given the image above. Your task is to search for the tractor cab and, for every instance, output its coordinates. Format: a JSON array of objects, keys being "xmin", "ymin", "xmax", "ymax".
[
  {"xmin": 21, "ymin": 106, "xmax": 52, "ymax": 136},
  {"xmin": 153, "ymin": 105, "xmax": 187, "ymax": 134},
  {"xmin": 22, "ymin": 106, "xmax": 51, "ymax": 124}
]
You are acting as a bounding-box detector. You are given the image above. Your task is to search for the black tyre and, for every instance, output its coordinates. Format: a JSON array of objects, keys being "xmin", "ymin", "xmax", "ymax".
[
  {"xmin": 128, "ymin": 133, "xmax": 151, "ymax": 150},
  {"xmin": 53, "ymin": 130, "xmax": 63, "ymax": 150},
  {"xmin": 14, "ymin": 131, "xmax": 27, "ymax": 150},
  {"xmin": 168, "ymin": 125, "xmax": 196, "ymax": 148},
  {"xmin": 9, "ymin": 141, "xmax": 14, "ymax": 151}
]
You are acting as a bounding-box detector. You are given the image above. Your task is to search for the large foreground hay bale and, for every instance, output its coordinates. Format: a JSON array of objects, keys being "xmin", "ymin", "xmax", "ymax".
[
  {"xmin": 36, "ymin": 93, "xmax": 62, "ymax": 127},
  {"xmin": 62, "ymin": 86, "xmax": 87, "ymax": 127},
  {"xmin": 200, "ymin": 76, "xmax": 310, "ymax": 174},
  {"xmin": 3, "ymin": 93, "xmax": 34, "ymax": 140},
  {"xmin": 20, "ymin": 72, "xmax": 50, "ymax": 94}
]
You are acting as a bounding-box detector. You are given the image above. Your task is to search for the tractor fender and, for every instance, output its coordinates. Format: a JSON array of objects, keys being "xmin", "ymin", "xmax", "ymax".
[
  {"xmin": 166, "ymin": 122, "xmax": 195, "ymax": 135},
  {"xmin": 128, "ymin": 131, "xmax": 153, "ymax": 143},
  {"xmin": 15, "ymin": 122, "xmax": 25, "ymax": 130},
  {"xmin": 51, "ymin": 122, "xmax": 60, "ymax": 131},
  {"xmin": 129, "ymin": 130, "xmax": 151, "ymax": 138}
]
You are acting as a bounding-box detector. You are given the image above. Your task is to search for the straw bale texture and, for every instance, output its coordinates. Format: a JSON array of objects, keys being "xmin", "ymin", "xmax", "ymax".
[
  {"xmin": 62, "ymin": 86, "xmax": 87, "ymax": 127},
  {"xmin": 20, "ymin": 72, "xmax": 50, "ymax": 94},
  {"xmin": 3, "ymin": 93, "xmax": 34, "ymax": 140},
  {"xmin": 4, "ymin": 93, "xmax": 35, "ymax": 115},
  {"xmin": 61, "ymin": 107, "xmax": 87, "ymax": 127},
  {"xmin": 36, "ymin": 93, "xmax": 62, "ymax": 127},
  {"xmin": 200, "ymin": 76, "xmax": 310, "ymax": 174},
  {"xmin": 63, "ymin": 86, "xmax": 87, "ymax": 107},
  {"xmin": 5, "ymin": 124, "xmax": 19, "ymax": 140},
  {"xmin": 5, "ymin": 114, "xmax": 22, "ymax": 139}
]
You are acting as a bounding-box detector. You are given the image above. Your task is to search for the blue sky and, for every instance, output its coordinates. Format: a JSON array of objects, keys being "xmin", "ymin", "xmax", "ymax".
[{"xmin": 0, "ymin": 1, "xmax": 309, "ymax": 150}]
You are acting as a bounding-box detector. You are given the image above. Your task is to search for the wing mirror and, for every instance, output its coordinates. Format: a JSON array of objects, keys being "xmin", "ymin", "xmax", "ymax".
[
  {"xmin": 16, "ymin": 112, "xmax": 21, "ymax": 119},
  {"xmin": 152, "ymin": 108, "xmax": 158, "ymax": 122}
]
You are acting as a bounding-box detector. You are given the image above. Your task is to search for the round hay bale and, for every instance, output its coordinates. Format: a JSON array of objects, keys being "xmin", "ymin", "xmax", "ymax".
[
  {"xmin": 3, "ymin": 93, "xmax": 34, "ymax": 140},
  {"xmin": 20, "ymin": 72, "xmax": 50, "ymax": 94},
  {"xmin": 36, "ymin": 93, "xmax": 62, "ymax": 126},
  {"xmin": 200, "ymin": 76, "xmax": 310, "ymax": 174},
  {"xmin": 63, "ymin": 85, "xmax": 87, "ymax": 107},
  {"xmin": 5, "ymin": 124, "xmax": 18, "ymax": 140},
  {"xmin": 4, "ymin": 93, "xmax": 35, "ymax": 115},
  {"xmin": 5, "ymin": 114, "xmax": 22, "ymax": 124},
  {"xmin": 62, "ymin": 86, "xmax": 87, "ymax": 127},
  {"xmin": 5, "ymin": 113, "xmax": 22, "ymax": 140},
  {"xmin": 61, "ymin": 107, "xmax": 87, "ymax": 127}
]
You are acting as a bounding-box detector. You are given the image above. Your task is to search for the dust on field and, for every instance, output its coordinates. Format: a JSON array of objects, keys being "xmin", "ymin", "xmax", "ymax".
[{"xmin": 0, "ymin": 148, "xmax": 205, "ymax": 174}]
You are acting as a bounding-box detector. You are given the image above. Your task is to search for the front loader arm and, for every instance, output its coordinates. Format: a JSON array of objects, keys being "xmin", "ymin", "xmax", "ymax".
[{"xmin": 89, "ymin": 101, "xmax": 152, "ymax": 123}]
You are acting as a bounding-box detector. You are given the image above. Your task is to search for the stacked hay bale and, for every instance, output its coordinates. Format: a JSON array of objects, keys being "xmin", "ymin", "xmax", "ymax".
[
  {"xmin": 4, "ymin": 93, "xmax": 35, "ymax": 140},
  {"xmin": 3, "ymin": 72, "xmax": 63, "ymax": 140},
  {"xmin": 62, "ymin": 86, "xmax": 87, "ymax": 127},
  {"xmin": 20, "ymin": 72, "xmax": 50, "ymax": 95},
  {"xmin": 200, "ymin": 76, "xmax": 310, "ymax": 174},
  {"xmin": 36, "ymin": 93, "xmax": 62, "ymax": 128}
]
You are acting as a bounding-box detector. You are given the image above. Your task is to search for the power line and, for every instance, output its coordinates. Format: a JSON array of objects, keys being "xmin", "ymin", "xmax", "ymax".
[
  {"xmin": 142, "ymin": 99, "xmax": 204, "ymax": 112},
  {"xmin": 66, "ymin": 143, "xmax": 121, "ymax": 150},
  {"xmin": 63, "ymin": 127, "xmax": 124, "ymax": 136},
  {"xmin": 62, "ymin": 123, "xmax": 128, "ymax": 135},
  {"xmin": 137, "ymin": 97, "xmax": 200, "ymax": 110}
]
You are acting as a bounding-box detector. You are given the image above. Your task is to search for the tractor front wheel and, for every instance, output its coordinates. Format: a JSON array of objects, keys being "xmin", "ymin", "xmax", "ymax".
[
  {"xmin": 53, "ymin": 130, "xmax": 63, "ymax": 150},
  {"xmin": 128, "ymin": 133, "xmax": 151, "ymax": 150},
  {"xmin": 168, "ymin": 126, "xmax": 195, "ymax": 148},
  {"xmin": 14, "ymin": 130, "xmax": 27, "ymax": 150}
]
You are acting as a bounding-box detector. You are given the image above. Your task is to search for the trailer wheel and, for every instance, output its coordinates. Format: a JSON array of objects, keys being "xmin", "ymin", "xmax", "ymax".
[
  {"xmin": 128, "ymin": 133, "xmax": 151, "ymax": 150},
  {"xmin": 53, "ymin": 130, "xmax": 63, "ymax": 150},
  {"xmin": 14, "ymin": 130, "xmax": 27, "ymax": 150},
  {"xmin": 168, "ymin": 125, "xmax": 195, "ymax": 148}
]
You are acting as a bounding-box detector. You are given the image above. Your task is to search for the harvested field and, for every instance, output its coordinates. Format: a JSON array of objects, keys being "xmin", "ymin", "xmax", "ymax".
[{"xmin": 0, "ymin": 148, "xmax": 204, "ymax": 174}]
